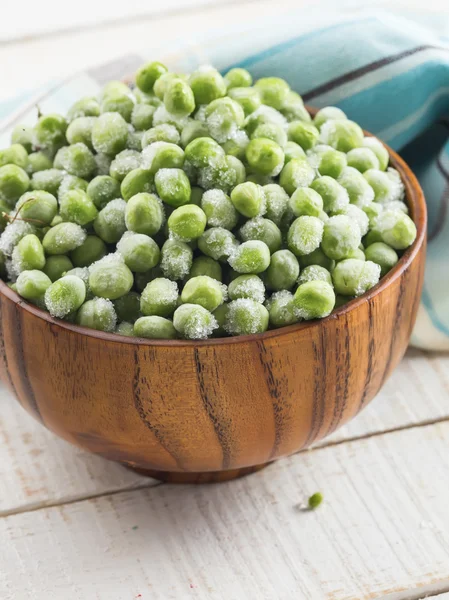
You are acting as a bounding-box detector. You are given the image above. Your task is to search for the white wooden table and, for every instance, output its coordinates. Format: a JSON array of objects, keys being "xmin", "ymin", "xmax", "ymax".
[{"xmin": 2, "ymin": 2, "xmax": 449, "ymax": 598}]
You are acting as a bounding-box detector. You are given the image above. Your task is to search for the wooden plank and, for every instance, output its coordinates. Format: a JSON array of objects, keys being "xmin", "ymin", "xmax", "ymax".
[
  {"xmin": 2, "ymin": 421, "xmax": 449, "ymax": 600},
  {"xmin": 2, "ymin": 348, "xmax": 449, "ymax": 515}
]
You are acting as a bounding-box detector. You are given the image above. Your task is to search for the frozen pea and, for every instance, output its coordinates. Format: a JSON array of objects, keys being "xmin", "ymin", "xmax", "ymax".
[
  {"xmin": 267, "ymin": 290, "xmax": 299, "ymax": 328},
  {"xmin": 338, "ymin": 204, "xmax": 369, "ymax": 236},
  {"xmin": 228, "ymin": 240, "xmax": 270, "ymax": 274},
  {"xmin": 121, "ymin": 168, "xmax": 154, "ymax": 201},
  {"xmin": 363, "ymin": 229, "xmax": 383, "ymax": 246},
  {"xmin": 321, "ymin": 215, "xmax": 362, "ymax": 260},
  {"xmin": 230, "ymin": 181, "xmax": 266, "ymax": 218},
  {"xmin": 76, "ymin": 297, "xmax": 117, "ymax": 332},
  {"xmin": 101, "ymin": 92, "xmax": 135, "ymax": 122},
  {"xmin": 251, "ymin": 122, "xmax": 287, "ymax": 147},
  {"xmin": 227, "ymin": 87, "xmax": 261, "ymax": 116},
  {"xmin": 142, "ymin": 124, "xmax": 180, "ymax": 147},
  {"xmin": 246, "ymin": 137, "xmax": 284, "ymax": 177},
  {"xmin": 376, "ymin": 209, "xmax": 417, "ymax": 250},
  {"xmin": 15, "ymin": 190, "xmax": 57, "ymax": 226},
  {"xmin": 151, "ymin": 105, "xmax": 190, "ymax": 132},
  {"xmin": 163, "ymin": 78, "xmax": 195, "ymax": 117},
  {"xmin": 289, "ymin": 187, "xmax": 323, "ymax": 218},
  {"xmin": 167, "ymin": 205, "xmax": 206, "ymax": 241},
  {"xmin": 205, "ymin": 97, "xmax": 245, "ymax": 143},
  {"xmin": 16, "ymin": 269, "xmax": 52, "ymax": 301},
  {"xmin": 224, "ymin": 298, "xmax": 269, "ymax": 335},
  {"xmin": 309, "ymin": 146, "xmax": 347, "ymax": 179},
  {"xmin": 92, "ymin": 112, "xmax": 128, "ymax": 156},
  {"xmin": 125, "ymin": 193, "xmax": 164, "ymax": 236},
  {"xmin": 320, "ymin": 119, "xmax": 364, "ymax": 152},
  {"xmin": 11, "ymin": 234, "xmax": 45, "ymax": 274},
  {"xmin": 153, "ymin": 73, "xmax": 183, "ymax": 101},
  {"xmin": 313, "ymin": 106, "xmax": 347, "ymax": 130},
  {"xmin": 364, "ymin": 169, "xmax": 402, "ymax": 204},
  {"xmin": 338, "ymin": 167, "xmax": 375, "ymax": 208},
  {"xmin": 263, "ymin": 184, "xmax": 289, "ymax": 226},
  {"xmin": 136, "ymin": 61, "xmax": 167, "ymax": 93},
  {"xmin": 94, "ymin": 198, "xmax": 127, "ymax": 243},
  {"xmin": 134, "ymin": 315, "xmax": 177, "ymax": 339},
  {"xmin": 130, "ymin": 103, "xmax": 155, "ymax": 131},
  {"xmin": 284, "ymin": 141, "xmax": 306, "ymax": 164},
  {"xmin": 181, "ymin": 275, "xmax": 225, "ymax": 311},
  {"xmin": 298, "ymin": 265, "xmax": 332, "ymax": 286},
  {"xmin": 265, "ymin": 249, "xmax": 299, "ymax": 291},
  {"xmin": 224, "ymin": 68, "xmax": 252, "ymax": 89},
  {"xmin": 142, "ymin": 142, "xmax": 185, "ymax": 174},
  {"xmin": 228, "ymin": 274, "xmax": 265, "ymax": 303},
  {"xmin": 280, "ymin": 91, "xmax": 310, "ymax": 123},
  {"xmin": 160, "ymin": 238, "xmax": 193, "ymax": 280},
  {"xmin": 34, "ymin": 113, "xmax": 67, "ymax": 151},
  {"xmin": 363, "ymin": 202, "xmax": 383, "ymax": 228},
  {"xmin": 11, "ymin": 125, "xmax": 33, "ymax": 153},
  {"xmin": 287, "ymin": 216, "xmax": 323, "ymax": 257},
  {"xmin": 60, "ymin": 189, "xmax": 98, "ymax": 226},
  {"xmin": 244, "ymin": 105, "xmax": 287, "ymax": 136},
  {"xmin": 187, "ymin": 256, "xmax": 222, "ymax": 282},
  {"xmin": 88, "ymin": 254, "xmax": 133, "ymax": 300},
  {"xmin": 386, "ymin": 168, "xmax": 405, "ymax": 202},
  {"xmin": 70, "ymin": 235, "xmax": 107, "ymax": 267},
  {"xmin": 332, "ymin": 259, "xmax": 381, "ymax": 296},
  {"xmin": 31, "ymin": 168, "xmax": 63, "ymax": 197},
  {"xmin": 362, "ymin": 137, "xmax": 389, "ymax": 171},
  {"xmin": 100, "ymin": 80, "xmax": 130, "ymax": 100},
  {"xmin": 109, "ymin": 149, "xmax": 141, "ymax": 182},
  {"xmin": 180, "ymin": 121, "xmax": 209, "ymax": 148},
  {"xmin": 189, "ymin": 66, "xmax": 226, "ymax": 105},
  {"xmin": 27, "ymin": 151, "xmax": 53, "ymax": 174},
  {"xmin": 116, "ymin": 231, "xmax": 160, "ymax": 272},
  {"xmin": 293, "ymin": 280, "xmax": 335, "ymax": 320},
  {"xmin": 279, "ymin": 158, "xmax": 315, "ymax": 195},
  {"xmin": 288, "ymin": 121, "xmax": 319, "ymax": 151},
  {"xmin": 43, "ymin": 222, "xmax": 86, "ymax": 255},
  {"xmin": 0, "ymin": 221, "xmax": 37, "ymax": 257},
  {"xmin": 154, "ymin": 168, "xmax": 191, "ymax": 207},
  {"xmin": 44, "ymin": 275, "xmax": 86, "ymax": 318},
  {"xmin": 114, "ymin": 291, "xmax": 141, "ymax": 322},
  {"xmin": 66, "ymin": 117, "xmax": 96, "ymax": 149},
  {"xmin": 141, "ymin": 277, "xmax": 178, "ymax": 317},
  {"xmin": 310, "ymin": 176, "xmax": 349, "ymax": 214},
  {"xmin": 58, "ymin": 175, "xmax": 88, "ymax": 202},
  {"xmin": 364, "ymin": 242, "xmax": 399, "ymax": 276},
  {"xmin": 347, "ymin": 247, "xmax": 366, "ymax": 261},
  {"xmin": 201, "ymin": 189, "xmax": 238, "ymax": 230},
  {"xmin": 254, "ymin": 77, "xmax": 289, "ymax": 110},
  {"xmin": 116, "ymin": 321, "xmax": 135, "ymax": 336},
  {"xmin": 173, "ymin": 303, "xmax": 218, "ymax": 339},
  {"xmin": 198, "ymin": 227, "xmax": 238, "ymax": 261},
  {"xmin": 127, "ymin": 129, "xmax": 143, "ymax": 151},
  {"xmin": 61, "ymin": 143, "xmax": 97, "ymax": 179},
  {"xmin": 0, "ymin": 165, "xmax": 30, "ymax": 205},
  {"xmin": 67, "ymin": 97, "xmax": 100, "ymax": 121},
  {"xmin": 184, "ymin": 137, "xmax": 224, "ymax": 169},
  {"xmin": 0, "ymin": 144, "xmax": 29, "ymax": 170},
  {"xmin": 347, "ymin": 147, "xmax": 380, "ymax": 173},
  {"xmin": 94, "ymin": 153, "xmax": 112, "ymax": 176},
  {"xmin": 43, "ymin": 255, "xmax": 73, "ymax": 281},
  {"xmin": 299, "ymin": 247, "xmax": 335, "ymax": 271},
  {"xmin": 87, "ymin": 175, "xmax": 121, "ymax": 209},
  {"xmin": 239, "ymin": 217, "xmax": 282, "ymax": 253}
]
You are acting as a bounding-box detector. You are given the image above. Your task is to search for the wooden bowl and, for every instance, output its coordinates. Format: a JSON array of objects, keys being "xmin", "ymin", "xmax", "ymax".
[{"xmin": 0, "ymin": 128, "xmax": 426, "ymax": 483}]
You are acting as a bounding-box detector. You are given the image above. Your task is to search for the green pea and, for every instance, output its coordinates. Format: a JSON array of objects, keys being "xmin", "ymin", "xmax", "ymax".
[
  {"xmin": 0, "ymin": 165, "xmax": 30, "ymax": 206},
  {"xmin": 181, "ymin": 275, "xmax": 224, "ymax": 311},
  {"xmin": 287, "ymin": 216, "xmax": 323, "ymax": 257},
  {"xmin": 88, "ymin": 255, "xmax": 133, "ymax": 300},
  {"xmin": 109, "ymin": 149, "xmax": 141, "ymax": 182},
  {"xmin": 141, "ymin": 141, "xmax": 185, "ymax": 173},
  {"xmin": 116, "ymin": 231, "xmax": 160, "ymax": 272},
  {"xmin": 254, "ymin": 77, "xmax": 290, "ymax": 110},
  {"xmin": 76, "ymin": 297, "xmax": 117, "ymax": 331},
  {"xmin": 160, "ymin": 238, "xmax": 193, "ymax": 280},
  {"xmin": 189, "ymin": 66, "xmax": 226, "ymax": 105},
  {"xmin": 228, "ymin": 274, "xmax": 265, "ymax": 303},
  {"xmin": 0, "ymin": 144, "xmax": 29, "ymax": 170},
  {"xmin": 289, "ymin": 187, "xmax": 323, "ymax": 218},
  {"xmin": 69, "ymin": 235, "xmax": 107, "ymax": 267},
  {"xmin": 298, "ymin": 265, "xmax": 332, "ymax": 286},
  {"xmin": 125, "ymin": 193, "xmax": 164, "ymax": 236},
  {"xmin": 224, "ymin": 68, "xmax": 253, "ymax": 89},
  {"xmin": 15, "ymin": 190, "xmax": 58, "ymax": 226},
  {"xmin": 92, "ymin": 112, "xmax": 128, "ymax": 156},
  {"xmin": 94, "ymin": 153, "xmax": 112, "ymax": 176},
  {"xmin": 16, "ymin": 269, "xmax": 52, "ymax": 301},
  {"xmin": 313, "ymin": 106, "xmax": 347, "ymax": 130},
  {"xmin": 184, "ymin": 137, "xmax": 224, "ymax": 169},
  {"xmin": 221, "ymin": 131, "xmax": 250, "ymax": 160},
  {"xmin": 87, "ymin": 175, "xmax": 121, "ymax": 209},
  {"xmin": 180, "ymin": 121, "xmax": 209, "ymax": 148},
  {"xmin": 364, "ymin": 169, "xmax": 400, "ymax": 204},
  {"xmin": 43, "ymin": 255, "xmax": 73, "ymax": 281},
  {"xmin": 279, "ymin": 158, "xmax": 315, "ymax": 195},
  {"xmin": 279, "ymin": 91, "xmax": 310, "ymax": 123},
  {"xmin": 134, "ymin": 315, "xmax": 177, "ymax": 339},
  {"xmin": 239, "ymin": 217, "xmax": 282, "ymax": 253},
  {"xmin": 321, "ymin": 215, "xmax": 362, "ymax": 260},
  {"xmin": 267, "ymin": 290, "xmax": 299, "ymax": 327},
  {"xmin": 332, "ymin": 258, "xmax": 381, "ymax": 296},
  {"xmin": 11, "ymin": 125, "xmax": 33, "ymax": 153},
  {"xmin": 320, "ymin": 119, "xmax": 364, "ymax": 152},
  {"xmin": 261, "ymin": 184, "xmax": 289, "ymax": 226},
  {"xmin": 140, "ymin": 277, "xmax": 178, "ymax": 317},
  {"xmin": 205, "ymin": 97, "xmax": 245, "ymax": 143},
  {"xmin": 44, "ymin": 275, "xmax": 86, "ymax": 317},
  {"xmin": 12, "ymin": 234, "xmax": 45, "ymax": 273},
  {"xmin": 227, "ymin": 87, "xmax": 261, "ymax": 116},
  {"xmin": 251, "ymin": 123, "xmax": 287, "ymax": 148},
  {"xmin": 131, "ymin": 103, "xmax": 155, "ymax": 131},
  {"xmin": 59, "ymin": 189, "xmax": 98, "ymax": 226},
  {"xmin": 34, "ymin": 113, "xmax": 67, "ymax": 151},
  {"xmin": 347, "ymin": 147, "xmax": 380, "ymax": 173},
  {"xmin": 142, "ymin": 124, "xmax": 180, "ymax": 147},
  {"xmin": 127, "ymin": 129, "xmax": 143, "ymax": 151},
  {"xmin": 116, "ymin": 321, "xmax": 135, "ymax": 337},
  {"xmin": 309, "ymin": 145, "xmax": 347, "ymax": 179},
  {"xmin": 228, "ymin": 240, "xmax": 270, "ymax": 274},
  {"xmin": 298, "ymin": 247, "xmax": 335, "ymax": 271},
  {"xmin": 201, "ymin": 189, "xmax": 238, "ymax": 230},
  {"xmin": 43, "ymin": 222, "xmax": 86, "ymax": 255},
  {"xmin": 101, "ymin": 92, "xmax": 135, "ymax": 122},
  {"xmin": 287, "ymin": 121, "xmax": 319, "ymax": 151},
  {"xmin": 27, "ymin": 151, "xmax": 53, "ymax": 174},
  {"xmin": 120, "ymin": 169, "xmax": 153, "ymax": 201},
  {"xmin": 230, "ymin": 181, "xmax": 265, "ymax": 218},
  {"xmin": 167, "ymin": 205, "xmax": 207, "ymax": 241},
  {"xmin": 376, "ymin": 209, "xmax": 417, "ymax": 250},
  {"xmin": 362, "ymin": 137, "xmax": 389, "ymax": 171},
  {"xmin": 293, "ymin": 280, "xmax": 335, "ymax": 320},
  {"xmin": 310, "ymin": 176, "xmax": 349, "ymax": 214},
  {"xmin": 67, "ymin": 96, "xmax": 100, "ymax": 121},
  {"xmin": 136, "ymin": 61, "xmax": 168, "ymax": 93},
  {"xmin": 198, "ymin": 227, "xmax": 238, "ymax": 262},
  {"xmin": 364, "ymin": 242, "xmax": 399, "ymax": 276},
  {"xmin": 283, "ymin": 141, "xmax": 306, "ymax": 165},
  {"xmin": 339, "ymin": 204, "xmax": 369, "ymax": 236},
  {"xmin": 66, "ymin": 116, "xmax": 96, "ymax": 149},
  {"xmin": 265, "ymin": 249, "xmax": 299, "ymax": 291},
  {"xmin": 245, "ymin": 138, "xmax": 284, "ymax": 177},
  {"xmin": 154, "ymin": 168, "xmax": 191, "ymax": 207},
  {"xmin": 224, "ymin": 298, "xmax": 269, "ymax": 335},
  {"xmin": 187, "ymin": 256, "xmax": 222, "ymax": 282},
  {"xmin": 114, "ymin": 291, "xmax": 141, "ymax": 322},
  {"xmin": 338, "ymin": 167, "xmax": 375, "ymax": 208},
  {"xmin": 163, "ymin": 78, "xmax": 195, "ymax": 117}
]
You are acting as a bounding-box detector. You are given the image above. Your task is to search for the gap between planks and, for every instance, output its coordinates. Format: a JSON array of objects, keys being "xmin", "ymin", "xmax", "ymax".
[{"xmin": 2, "ymin": 412, "xmax": 449, "ymax": 520}]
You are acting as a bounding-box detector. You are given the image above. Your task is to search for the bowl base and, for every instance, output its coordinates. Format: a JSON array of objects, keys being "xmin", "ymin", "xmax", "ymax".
[{"xmin": 125, "ymin": 462, "xmax": 270, "ymax": 484}]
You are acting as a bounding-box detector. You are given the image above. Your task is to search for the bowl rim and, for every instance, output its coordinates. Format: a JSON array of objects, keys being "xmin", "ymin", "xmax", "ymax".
[{"xmin": 0, "ymin": 113, "xmax": 427, "ymax": 348}]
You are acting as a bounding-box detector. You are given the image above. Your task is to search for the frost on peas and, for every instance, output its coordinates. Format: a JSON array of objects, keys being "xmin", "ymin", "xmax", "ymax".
[
  {"xmin": 287, "ymin": 216, "xmax": 323, "ymax": 257},
  {"xmin": 319, "ymin": 119, "xmax": 364, "ymax": 152},
  {"xmin": 338, "ymin": 204, "xmax": 369, "ymax": 236},
  {"xmin": 346, "ymin": 147, "xmax": 380, "ymax": 173},
  {"xmin": 262, "ymin": 184, "xmax": 289, "ymax": 226},
  {"xmin": 279, "ymin": 158, "xmax": 315, "ymax": 196},
  {"xmin": 313, "ymin": 106, "xmax": 347, "ymax": 130},
  {"xmin": 227, "ymin": 87, "xmax": 261, "ymax": 116},
  {"xmin": 152, "ymin": 105, "xmax": 190, "ymax": 132},
  {"xmin": 198, "ymin": 227, "xmax": 238, "ymax": 262},
  {"xmin": 94, "ymin": 198, "xmax": 127, "ymax": 243},
  {"xmin": 293, "ymin": 280, "xmax": 335, "ymax": 320},
  {"xmin": 189, "ymin": 66, "xmax": 227, "ymax": 105},
  {"xmin": 42, "ymin": 222, "xmax": 87, "ymax": 255},
  {"xmin": 125, "ymin": 193, "xmax": 164, "ymax": 237},
  {"xmin": 201, "ymin": 189, "xmax": 238, "ymax": 230},
  {"xmin": 87, "ymin": 175, "xmax": 121, "ymax": 209},
  {"xmin": 364, "ymin": 169, "xmax": 403, "ymax": 204},
  {"xmin": 224, "ymin": 298, "xmax": 269, "ymax": 335},
  {"xmin": 284, "ymin": 141, "xmax": 306, "ymax": 165},
  {"xmin": 60, "ymin": 190, "xmax": 98, "ymax": 226},
  {"xmin": 228, "ymin": 274, "xmax": 265, "ymax": 303},
  {"xmin": 142, "ymin": 124, "xmax": 180, "ymax": 148},
  {"xmin": 251, "ymin": 122, "xmax": 287, "ymax": 148},
  {"xmin": 310, "ymin": 176, "xmax": 349, "ymax": 215},
  {"xmin": 167, "ymin": 205, "xmax": 207, "ymax": 241},
  {"xmin": 279, "ymin": 91, "xmax": 311, "ymax": 123},
  {"xmin": 11, "ymin": 125, "xmax": 33, "ymax": 153},
  {"xmin": 308, "ymin": 145, "xmax": 347, "ymax": 179},
  {"xmin": 154, "ymin": 168, "xmax": 191, "ymax": 207},
  {"xmin": 267, "ymin": 290, "xmax": 299, "ymax": 328},
  {"xmin": 332, "ymin": 259, "xmax": 381, "ymax": 296},
  {"xmin": 298, "ymin": 265, "xmax": 332, "ymax": 286},
  {"xmin": 66, "ymin": 117, "xmax": 96, "ymax": 149},
  {"xmin": 27, "ymin": 151, "xmax": 53, "ymax": 174},
  {"xmin": 11, "ymin": 234, "xmax": 45, "ymax": 276},
  {"xmin": 88, "ymin": 253, "xmax": 134, "ymax": 300},
  {"xmin": 173, "ymin": 302, "xmax": 218, "ymax": 339},
  {"xmin": 109, "ymin": 149, "xmax": 141, "ymax": 182},
  {"xmin": 141, "ymin": 141, "xmax": 184, "ymax": 174},
  {"xmin": 94, "ymin": 153, "xmax": 112, "ymax": 176},
  {"xmin": 15, "ymin": 190, "xmax": 58, "ymax": 226},
  {"xmin": 131, "ymin": 103, "xmax": 155, "ymax": 131},
  {"xmin": 160, "ymin": 239, "xmax": 193, "ymax": 280},
  {"xmin": 254, "ymin": 77, "xmax": 290, "ymax": 111},
  {"xmin": 287, "ymin": 121, "xmax": 319, "ymax": 151},
  {"xmin": 116, "ymin": 231, "xmax": 160, "ymax": 272},
  {"xmin": 239, "ymin": 217, "xmax": 282, "ymax": 253},
  {"xmin": 244, "ymin": 105, "xmax": 287, "ymax": 136},
  {"xmin": 180, "ymin": 121, "xmax": 209, "ymax": 149},
  {"xmin": 92, "ymin": 112, "xmax": 129, "ymax": 156},
  {"xmin": 181, "ymin": 275, "xmax": 226, "ymax": 312},
  {"xmin": 376, "ymin": 209, "xmax": 417, "ymax": 250},
  {"xmin": 58, "ymin": 175, "xmax": 88, "ymax": 202},
  {"xmin": 230, "ymin": 181, "xmax": 266, "ymax": 218},
  {"xmin": 205, "ymin": 97, "xmax": 245, "ymax": 143},
  {"xmin": 362, "ymin": 137, "xmax": 389, "ymax": 171},
  {"xmin": 141, "ymin": 277, "xmax": 178, "ymax": 317},
  {"xmin": 44, "ymin": 275, "xmax": 86, "ymax": 318},
  {"xmin": 76, "ymin": 297, "xmax": 117, "ymax": 332},
  {"xmin": 16, "ymin": 270, "xmax": 52, "ymax": 301},
  {"xmin": 338, "ymin": 167, "xmax": 375, "ymax": 208},
  {"xmin": 265, "ymin": 249, "xmax": 299, "ymax": 291},
  {"xmin": 228, "ymin": 240, "xmax": 271, "ymax": 274},
  {"xmin": 290, "ymin": 187, "xmax": 323, "ymax": 218},
  {"xmin": 321, "ymin": 215, "xmax": 362, "ymax": 260},
  {"xmin": 386, "ymin": 168, "xmax": 405, "ymax": 202},
  {"xmin": 101, "ymin": 92, "xmax": 136, "ymax": 123},
  {"xmin": 245, "ymin": 138, "xmax": 284, "ymax": 177},
  {"xmin": 187, "ymin": 256, "xmax": 222, "ymax": 282}
]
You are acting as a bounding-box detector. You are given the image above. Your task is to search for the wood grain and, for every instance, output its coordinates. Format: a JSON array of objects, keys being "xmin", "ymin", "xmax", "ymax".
[
  {"xmin": 2, "ymin": 421, "xmax": 449, "ymax": 600},
  {"xmin": 0, "ymin": 141, "xmax": 426, "ymax": 481}
]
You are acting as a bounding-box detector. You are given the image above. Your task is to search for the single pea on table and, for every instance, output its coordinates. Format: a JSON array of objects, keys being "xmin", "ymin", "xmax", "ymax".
[{"xmin": 0, "ymin": 60, "xmax": 417, "ymax": 339}]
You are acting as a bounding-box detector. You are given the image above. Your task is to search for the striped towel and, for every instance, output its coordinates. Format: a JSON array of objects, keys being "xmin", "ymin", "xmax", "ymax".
[{"xmin": 0, "ymin": 8, "xmax": 448, "ymax": 349}]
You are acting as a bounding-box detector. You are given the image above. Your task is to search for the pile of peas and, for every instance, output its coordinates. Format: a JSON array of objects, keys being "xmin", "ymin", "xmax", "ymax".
[{"xmin": 0, "ymin": 61, "xmax": 417, "ymax": 339}]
